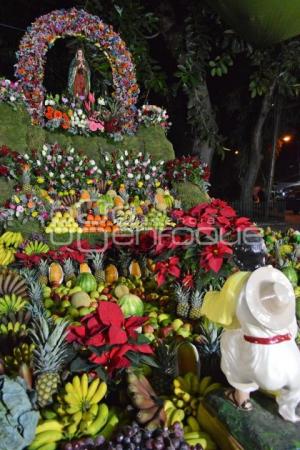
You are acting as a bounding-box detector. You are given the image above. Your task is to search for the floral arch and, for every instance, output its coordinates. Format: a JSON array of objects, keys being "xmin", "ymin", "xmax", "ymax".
[{"xmin": 15, "ymin": 8, "xmax": 139, "ymax": 133}]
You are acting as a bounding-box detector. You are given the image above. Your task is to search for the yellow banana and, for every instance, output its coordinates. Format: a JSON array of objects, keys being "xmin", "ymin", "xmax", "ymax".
[
  {"xmin": 72, "ymin": 375, "xmax": 83, "ymax": 399},
  {"xmin": 170, "ymin": 408, "xmax": 185, "ymax": 425},
  {"xmin": 80, "ymin": 373, "xmax": 89, "ymax": 399},
  {"xmin": 187, "ymin": 416, "xmax": 201, "ymax": 432},
  {"xmin": 89, "ymin": 381, "xmax": 107, "ymax": 404},
  {"xmin": 203, "ymin": 382, "xmax": 222, "ymax": 397},
  {"xmin": 28, "ymin": 430, "xmax": 63, "ymax": 450},
  {"xmin": 64, "ymin": 393, "xmax": 79, "ymax": 406},
  {"xmin": 65, "ymin": 382, "xmax": 81, "ymax": 402},
  {"xmin": 67, "ymin": 421, "xmax": 78, "ymax": 437},
  {"xmin": 86, "ymin": 377, "xmax": 100, "ymax": 402},
  {"xmin": 66, "ymin": 405, "xmax": 81, "ymax": 415},
  {"xmin": 33, "ymin": 444, "xmax": 57, "ymax": 450},
  {"xmin": 36, "ymin": 420, "xmax": 63, "ymax": 434},
  {"xmin": 72, "ymin": 410, "xmax": 83, "ymax": 424},
  {"xmin": 84, "ymin": 403, "xmax": 109, "ymax": 436},
  {"xmin": 198, "ymin": 376, "xmax": 212, "ymax": 395}
]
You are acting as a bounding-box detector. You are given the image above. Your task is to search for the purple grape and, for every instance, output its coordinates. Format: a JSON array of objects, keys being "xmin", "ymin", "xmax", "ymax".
[
  {"xmin": 64, "ymin": 444, "xmax": 73, "ymax": 450},
  {"xmin": 95, "ymin": 436, "xmax": 105, "ymax": 446}
]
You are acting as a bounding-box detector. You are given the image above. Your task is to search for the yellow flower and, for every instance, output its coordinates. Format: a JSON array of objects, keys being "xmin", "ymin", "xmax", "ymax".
[
  {"xmin": 13, "ymin": 196, "xmax": 20, "ymax": 204},
  {"xmin": 155, "ymin": 181, "xmax": 161, "ymax": 187},
  {"xmin": 37, "ymin": 177, "xmax": 45, "ymax": 184},
  {"xmin": 137, "ymin": 181, "xmax": 144, "ymax": 188},
  {"xmin": 107, "ymin": 180, "xmax": 112, "ymax": 185},
  {"xmin": 87, "ymin": 179, "xmax": 94, "ymax": 185},
  {"xmin": 69, "ymin": 189, "xmax": 75, "ymax": 195},
  {"xmin": 31, "ymin": 211, "xmax": 38, "ymax": 218}
]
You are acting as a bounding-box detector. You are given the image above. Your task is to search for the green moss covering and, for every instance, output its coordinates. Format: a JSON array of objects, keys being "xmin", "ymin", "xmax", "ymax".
[
  {"xmin": 0, "ymin": 103, "xmax": 211, "ymax": 218},
  {"xmin": 0, "ymin": 104, "xmax": 175, "ymax": 162},
  {"xmin": 202, "ymin": 390, "xmax": 300, "ymax": 450},
  {"xmin": 174, "ymin": 181, "xmax": 210, "ymax": 209}
]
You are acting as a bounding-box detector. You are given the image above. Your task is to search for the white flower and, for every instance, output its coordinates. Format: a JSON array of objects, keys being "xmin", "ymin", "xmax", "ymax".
[
  {"xmin": 37, "ymin": 160, "xmax": 41, "ymax": 166},
  {"xmin": 105, "ymin": 155, "xmax": 109, "ymax": 162},
  {"xmin": 116, "ymin": 163, "xmax": 121, "ymax": 170},
  {"xmin": 45, "ymin": 100, "xmax": 49, "ymax": 106},
  {"xmin": 138, "ymin": 152, "xmax": 142, "ymax": 157},
  {"xmin": 47, "ymin": 155, "xmax": 52, "ymax": 161},
  {"xmin": 9, "ymin": 96, "xmax": 16, "ymax": 102},
  {"xmin": 98, "ymin": 97, "xmax": 105, "ymax": 106},
  {"xmin": 43, "ymin": 145, "xmax": 48, "ymax": 151},
  {"xmin": 152, "ymin": 166, "xmax": 157, "ymax": 171},
  {"xmin": 57, "ymin": 155, "xmax": 62, "ymax": 161},
  {"xmin": 60, "ymin": 174, "xmax": 65, "ymax": 179},
  {"xmin": 49, "ymin": 172, "xmax": 54, "ymax": 178},
  {"xmin": 120, "ymin": 156, "xmax": 124, "ymax": 161},
  {"xmin": 90, "ymin": 160, "xmax": 96, "ymax": 166},
  {"xmin": 160, "ymin": 160, "xmax": 164, "ymax": 165},
  {"xmin": 145, "ymin": 174, "xmax": 150, "ymax": 180},
  {"xmin": 79, "ymin": 160, "xmax": 83, "ymax": 166},
  {"xmin": 128, "ymin": 173, "xmax": 133, "ymax": 178},
  {"xmin": 124, "ymin": 150, "xmax": 128, "ymax": 156},
  {"xmin": 24, "ymin": 154, "xmax": 29, "ymax": 160},
  {"xmin": 125, "ymin": 161, "xmax": 129, "ymax": 167},
  {"xmin": 77, "ymin": 109, "xmax": 83, "ymax": 116},
  {"xmin": 134, "ymin": 159, "xmax": 139, "ymax": 165},
  {"xmin": 98, "ymin": 169, "xmax": 102, "ymax": 174}
]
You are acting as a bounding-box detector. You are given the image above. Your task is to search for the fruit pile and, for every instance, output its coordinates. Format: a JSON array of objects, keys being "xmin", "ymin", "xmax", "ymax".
[
  {"xmin": 45, "ymin": 212, "xmax": 82, "ymax": 234},
  {"xmin": 82, "ymin": 214, "xmax": 120, "ymax": 234}
]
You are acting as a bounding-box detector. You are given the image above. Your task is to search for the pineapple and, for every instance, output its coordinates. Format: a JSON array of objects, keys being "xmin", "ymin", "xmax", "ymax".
[
  {"xmin": 196, "ymin": 319, "xmax": 222, "ymax": 380},
  {"xmin": 30, "ymin": 314, "xmax": 69, "ymax": 407},
  {"xmin": 38, "ymin": 260, "xmax": 49, "ymax": 285},
  {"xmin": 175, "ymin": 283, "xmax": 190, "ymax": 318},
  {"xmin": 63, "ymin": 258, "xmax": 76, "ymax": 284},
  {"xmin": 91, "ymin": 252, "xmax": 105, "ymax": 283},
  {"xmin": 28, "ymin": 281, "xmax": 45, "ymax": 317},
  {"xmin": 189, "ymin": 290, "xmax": 204, "ymax": 320},
  {"xmin": 22, "ymin": 166, "xmax": 32, "ymax": 194},
  {"xmin": 151, "ymin": 341, "xmax": 178, "ymax": 395}
]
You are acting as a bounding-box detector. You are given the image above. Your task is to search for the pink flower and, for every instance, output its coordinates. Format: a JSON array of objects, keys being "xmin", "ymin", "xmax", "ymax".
[{"xmin": 88, "ymin": 119, "xmax": 104, "ymax": 132}]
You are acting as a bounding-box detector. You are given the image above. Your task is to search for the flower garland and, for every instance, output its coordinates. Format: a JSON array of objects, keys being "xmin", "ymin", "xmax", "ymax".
[{"xmin": 15, "ymin": 8, "xmax": 139, "ymax": 133}]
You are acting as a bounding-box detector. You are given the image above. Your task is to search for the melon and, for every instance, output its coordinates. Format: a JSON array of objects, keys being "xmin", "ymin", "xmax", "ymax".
[
  {"xmin": 114, "ymin": 284, "xmax": 130, "ymax": 299},
  {"xmin": 282, "ymin": 266, "xmax": 298, "ymax": 288},
  {"xmin": 75, "ymin": 273, "xmax": 97, "ymax": 293},
  {"xmin": 118, "ymin": 293, "xmax": 144, "ymax": 317},
  {"xmin": 71, "ymin": 292, "xmax": 91, "ymax": 308}
]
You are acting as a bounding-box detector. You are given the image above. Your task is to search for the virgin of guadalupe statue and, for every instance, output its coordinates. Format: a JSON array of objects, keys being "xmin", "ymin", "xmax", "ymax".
[{"xmin": 68, "ymin": 48, "xmax": 91, "ymax": 98}]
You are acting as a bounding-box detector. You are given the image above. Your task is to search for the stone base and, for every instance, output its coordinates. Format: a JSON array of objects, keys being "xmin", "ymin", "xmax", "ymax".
[{"xmin": 199, "ymin": 390, "xmax": 300, "ymax": 450}]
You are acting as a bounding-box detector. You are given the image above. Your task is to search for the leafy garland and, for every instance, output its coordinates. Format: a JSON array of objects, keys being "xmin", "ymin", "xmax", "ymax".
[{"xmin": 15, "ymin": 8, "xmax": 139, "ymax": 133}]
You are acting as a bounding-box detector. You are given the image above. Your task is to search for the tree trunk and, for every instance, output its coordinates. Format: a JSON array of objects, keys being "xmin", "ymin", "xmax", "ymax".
[
  {"xmin": 190, "ymin": 80, "xmax": 218, "ymax": 167},
  {"xmin": 240, "ymin": 82, "xmax": 276, "ymax": 211}
]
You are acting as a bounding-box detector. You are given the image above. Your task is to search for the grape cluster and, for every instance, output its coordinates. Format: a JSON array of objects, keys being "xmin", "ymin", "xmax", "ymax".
[{"xmin": 62, "ymin": 423, "xmax": 203, "ymax": 450}]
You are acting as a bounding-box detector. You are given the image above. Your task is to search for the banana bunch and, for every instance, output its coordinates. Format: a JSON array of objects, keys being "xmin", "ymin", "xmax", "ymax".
[
  {"xmin": 28, "ymin": 419, "xmax": 64, "ymax": 450},
  {"xmin": 184, "ymin": 430, "xmax": 217, "ymax": 450},
  {"xmin": 170, "ymin": 373, "xmax": 221, "ymax": 420},
  {"xmin": 24, "ymin": 241, "xmax": 50, "ymax": 256},
  {"xmin": 4, "ymin": 343, "xmax": 34, "ymax": 371},
  {"xmin": 0, "ymin": 231, "xmax": 23, "ymax": 266},
  {"xmin": 0, "ymin": 268, "xmax": 27, "ymax": 297},
  {"xmin": 164, "ymin": 399, "xmax": 185, "ymax": 427},
  {"xmin": 57, "ymin": 374, "xmax": 109, "ymax": 439},
  {"xmin": 0, "ymin": 294, "xmax": 27, "ymax": 315},
  {"xmin": 0, "ymin": 309, "xmax": 31, "ymax": 335}
]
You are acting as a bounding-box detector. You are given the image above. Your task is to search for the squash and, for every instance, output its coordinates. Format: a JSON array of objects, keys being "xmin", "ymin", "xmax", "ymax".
[
  {"xmin": 80, "ymin": 263, "xmax": 92, "ymax": 273},
  {"xmin": 105, "ymin": 264, "xmax": 119, "ymax": 284},
  {"xmin": 129, "ymin": 260, "xmax": 142, "ymax": 279},
  {"xmin": 118, "ymin": 293, "xmax": 144, "ymax": 317},
  {"xmin": 49, "ymin": 263, "xmax": 64, "ymax": 287},
  {"xmin": 75, "ymin": 273, "xmax": 97, "ymax": 293}
]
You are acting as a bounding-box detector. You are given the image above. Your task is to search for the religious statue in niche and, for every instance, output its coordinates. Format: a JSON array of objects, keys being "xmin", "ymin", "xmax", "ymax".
[
  {"xmin": 201, "ymin": 232, "xmax": 300, "ymax": 422},
  {"xmin": 68, "ymin": 48, "xmax": 91, "ymax": 98}
]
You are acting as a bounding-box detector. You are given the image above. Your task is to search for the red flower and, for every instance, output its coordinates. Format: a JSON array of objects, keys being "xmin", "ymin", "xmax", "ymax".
[
  {"xmin": 67, "ymin": 302, "xmax": 152, "ymax": 375},
  {"xmin": 155, "ymin": 256, "xmax": 181, "ymax": 286},
  {"xmin": 0, "ymin": 166, "xmax": 9, "ymax": 176},
  {"xmin": 171, "ymin": 209, "xmax": 184, "ymax": 219},
  {"xmin": 0, "ymin": 146, "xmax": 10, "ymax": 157},
  {"xmin": 182, "ymin": 273, "xmax": 194, "ymax": 288},
  {"xmin": 200, "ymin": 242, "xmax": 233, "ymax": 273}
]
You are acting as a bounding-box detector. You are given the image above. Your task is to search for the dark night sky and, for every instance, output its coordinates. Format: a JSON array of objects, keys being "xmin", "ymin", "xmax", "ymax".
[{"xmin": 1, "ymin": 1, "xmax": 299, "ymax": 199}]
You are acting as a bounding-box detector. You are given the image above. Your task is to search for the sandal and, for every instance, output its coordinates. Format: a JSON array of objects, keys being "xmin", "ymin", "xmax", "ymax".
[{"xmin": 225, "ymin": 388, "xmax": 253, "ymax": 411}]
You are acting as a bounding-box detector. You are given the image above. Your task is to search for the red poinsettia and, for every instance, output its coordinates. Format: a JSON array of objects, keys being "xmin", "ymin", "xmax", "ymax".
[
  {"xmin": 200, "ymin": 242, "xmax": 233, "ymax": 272},
  {"xmin": 155, "ymin": 256, "xmax": 181, "ymax": 286},
  {"xmin": 67, "ymin": 302, "xmax": 153, "ymax": 374}
]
